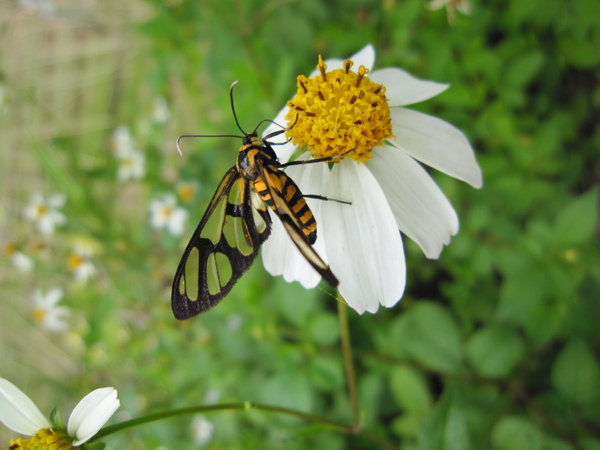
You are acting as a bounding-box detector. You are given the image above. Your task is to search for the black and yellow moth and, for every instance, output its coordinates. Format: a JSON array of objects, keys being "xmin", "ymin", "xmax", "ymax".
[{"xmin": 172, "ymin": 82, "xmax": 341, "ymax": 320}]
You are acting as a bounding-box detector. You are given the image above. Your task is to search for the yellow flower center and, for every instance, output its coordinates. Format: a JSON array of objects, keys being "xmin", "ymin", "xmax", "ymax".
[
  {"xmin": 32, "ymin": 308, "xmax": 46, "ymax": 323},
  {"xmin": 35, "ymin": 205, "xmax": 48, "ymax": 217},
  {"xmin": 161, "ymin": 207, "xmax": 173, "ymax": 220},
  {"xmin": 67, "ymin": 254, "xmax": 84, "ymax": 271},
  {"xmin": 177, "ymin": 183, "xmax": 196, "ymax": 202},
  {"xmin": 285, "ymin": 55, "xmax": 393, "ymax": 163},
  {"xmin": 6, "ymin": 429, "xmax": 73, "ymax": 450}
]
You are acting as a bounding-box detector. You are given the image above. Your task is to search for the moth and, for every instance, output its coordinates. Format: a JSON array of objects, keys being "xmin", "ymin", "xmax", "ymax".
[{"xmin": 172, "ymin": 82, "xmax": 343, "ymax": 319}]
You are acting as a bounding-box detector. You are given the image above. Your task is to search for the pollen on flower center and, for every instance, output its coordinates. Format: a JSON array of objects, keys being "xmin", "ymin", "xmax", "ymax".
[
  {"xmin": 284, "ymin": 55, "xmax": 393, "ymax": 163},
  {"xmin": 8, "ymin": 428, "xmax": 74, "ymax": 450}
]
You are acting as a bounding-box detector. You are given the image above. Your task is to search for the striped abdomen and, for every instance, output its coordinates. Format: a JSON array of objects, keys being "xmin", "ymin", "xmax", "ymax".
[{"xmin": 253, "ymin": 168, "xmax": 317, "ymax": 245}]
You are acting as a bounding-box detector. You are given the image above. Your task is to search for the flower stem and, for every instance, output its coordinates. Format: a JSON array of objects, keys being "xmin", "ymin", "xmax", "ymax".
[
  {"xmin": 90, "ymin": 401, "xmax": 395, "ymax": 448},
  {"xmin": 337, "ymin": 300, "xmax": 360, "ymax": 431}
]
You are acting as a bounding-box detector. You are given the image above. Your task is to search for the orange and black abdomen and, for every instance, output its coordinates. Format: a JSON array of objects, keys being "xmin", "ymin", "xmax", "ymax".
[{"xmin": 255, "ymin": 167, "xmax": 318, "ymax": 245}]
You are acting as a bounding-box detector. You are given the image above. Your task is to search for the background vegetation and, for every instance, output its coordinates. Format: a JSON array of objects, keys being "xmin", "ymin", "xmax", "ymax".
[{"xmin": 1, "ymin": 0, "xmax": 599, "ymax": 448}]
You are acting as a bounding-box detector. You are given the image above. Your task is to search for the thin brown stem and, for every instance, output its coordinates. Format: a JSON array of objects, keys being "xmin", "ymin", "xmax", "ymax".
[{"xmin": 337, "ymin": 300, "xmax": 360, "ymax": 431}]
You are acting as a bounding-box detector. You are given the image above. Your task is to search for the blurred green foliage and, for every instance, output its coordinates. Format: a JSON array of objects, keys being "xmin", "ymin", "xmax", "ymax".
[{"xmin": 1, "ymin": 0, "xmax": 599, "ymax": 448}]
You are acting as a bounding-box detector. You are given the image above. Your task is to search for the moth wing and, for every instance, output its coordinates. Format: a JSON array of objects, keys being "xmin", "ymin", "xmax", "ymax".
[{"xmin": 171, "ymin": 167, "xmax": 271, "ymax": 319}]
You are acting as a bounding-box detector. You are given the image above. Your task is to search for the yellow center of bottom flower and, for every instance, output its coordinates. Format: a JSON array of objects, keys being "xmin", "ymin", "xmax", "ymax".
[
  {"xmin": 284, "ymin": 55, "xmax": 393, "ymax": 163},
  {"xmin": 7, "ymin": 429, "xmax": 73, "ymax": 450}
]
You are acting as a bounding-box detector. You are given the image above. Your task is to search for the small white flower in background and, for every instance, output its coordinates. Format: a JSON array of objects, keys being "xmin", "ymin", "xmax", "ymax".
[
  {"xmin": 116, "ymin": 149, "xmax": 145, "ymax": 182},
  {"xmin": 67, "ymin": 244, "xmax": 96, "ymax": 283},
  {"xmin": 262, "ymin": 44, "xmax": 482, "ymax": 314},
  {"xmin": 152, "ymin": 97, "xmax": 171, "ymax": 124},
  {"xmin": 23, "ymin": 193, "xmax": 67, "ymax": 236},
  {"xmin": 427, "ymin": 0, "xmax": 471, "ymax": 24},
  {"xmin": 111, "ymin": 126, "xmax": 146, "ymax": 182},
  {"xmin": 4, "ymin": 243, "xmax": 34, "ymax": 272},
  {"xmin": 32, "ymin": 287, "xmax": 70, "ymax": 333},
  {"xmin": 0, "ymin": 378, "xmax": 119, "ymax": 448},
  {"xmin": 190, "ymin": 415, "xmax": 214, "ymax": 447},
  {"xmin": 149, "ymin": 194, "xmax": 189, "ymax": 237}
]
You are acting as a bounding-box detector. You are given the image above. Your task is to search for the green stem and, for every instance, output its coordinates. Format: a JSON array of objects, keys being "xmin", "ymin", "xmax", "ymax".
[
  {"xmin": 91, "ymin": 401, "xmax": 395, "ymax": 449},
  {"xmin": 337, "ymin": 300, "xmax": 360, "ymax": 431}
]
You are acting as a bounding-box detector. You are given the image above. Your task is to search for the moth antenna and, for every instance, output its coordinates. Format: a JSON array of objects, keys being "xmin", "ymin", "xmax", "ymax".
[{"xmin": 229, "ymin": 80, "xmax": 246, "ymax": 135}]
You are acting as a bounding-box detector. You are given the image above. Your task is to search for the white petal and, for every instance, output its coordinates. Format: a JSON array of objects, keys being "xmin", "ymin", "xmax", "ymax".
[
  {"xmin": 370, "ymin": 68, "xmax": 449, "ymax": 106},
  {"xmin": 68, "ymin": 387, "xmax": 120, "ymax": 446},
  {"xmin": 50, "ymin": 210, "xmax": 67, "ymax": 227},
  {"xmin": 168, "ymin": 209, "xmax": 189, "ymax": 236},
  {"xmin": 322, "ymin": 159, "xmax": 405, "ymax": 314},
  {"xmin": 43, "ymin": 306, "xmax": 70, "ymax": 333},
  {"xmin": 390, "ymin": 108, "xmax": 483, "ymax": 188},
  {"xmin": 48, "ymin": 193, "xmax": 66, "ymax": 209},
  {"xmin": 261, "ymin": 157, "xmax": 329, "ymax": 288},
  {"xmin": 427, "ymin": 0, "xmax": 449, "ymax": 10},
  {"xmin": 367, "ymin": 147, "xmax": 458, "ymax": 258},
  {"xmin": 37, "ymin": 216, "xmax": 55, "ymax": 235},
  {"xmin": 349, "ymin": 44, "xmax": 375, "ymax": 71},
  {"xmin": 12, "ymin": 252, "xmax": 34, "ymax": 272},
  {"xmin": 44, "ymin": 287, "xmax": 64, "ymax": 308},
  {"xmin": 0, "ymin": 378, "xmax": 51, "ymax": 435}
]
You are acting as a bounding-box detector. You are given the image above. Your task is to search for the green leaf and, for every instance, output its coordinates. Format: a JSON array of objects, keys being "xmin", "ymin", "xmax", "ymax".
[
  {"xmin": 272, "ymin": 277, "xmax": 318, "ymax": 327},
  {"xmin": 392, "ymin": 412, "xmax": 425, "ymax": 438},
  {"xmin": 418, "ymin": 385, "xmax": 471, "ymax": 450},
  {"xmin": 390, "ymin": 303, "xmax": 462, "ymax": 372},
  {"xmin": 496, "ymin": 267, "xmax": 548, "ymax": 324},
  {"xmin": 261, "ymin": 370, "xmax": 314, "ymax": 416},
  {"xmin": 306, "ymin": 313, "xmax": 339, "ymax": 346},
  {"xmin": 491, "ymin": 416, "xmax": 543, "ymax": 450},
  {"xmin": 553, "ymin": 188, "xmax": 598, "ymax": 245},
  {"xmin": 551, "ymin": 339, "xmax": 600, "ymax": 404},
  {"xmin": 308, "ymin": 354, "xmax": 343, "ymax": 391},
  {"xmin": 389, "ymin": 365, "xmax": 432, "ymax": 415},
  {"xmin": 504, "ymin": 51, "xmax": 545, "ymax": 88},
  {"xmin": 465, "ymin": 325, "xmax": 526, "ymax": 378}
]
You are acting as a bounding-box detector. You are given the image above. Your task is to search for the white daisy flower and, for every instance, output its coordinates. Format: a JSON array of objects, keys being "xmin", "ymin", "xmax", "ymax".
[
  {"xmin": 67, "ymin": 244, "xmax": 96, "ymax": 283},
  {"xmin": 23, "ymin": 193, "xmax": 67, "ymax": 236},
  {"xmin": 111, "ymin": 126, "xmax": 146, "ymax": 181},
  {"xmin": 149, "ymin": 194, "xmax": 189, "ymax": 237},
  {"xmin": 0, "ymin": 378, "xmax": 120, "ymax": 448},
  {"xmin": 190, "ymin": 415, "xmax": 214, "ymax": 447},
  {"xmin": 32, "ymin": 287, "xmax": 70, "ymax": 333},
  {"xmin": 427, "ymin": 0, "xmax": 472, "ymax": 24},
  {"xmin": 262, "ymin": 44, "xmax": 482, "ymax": 314},
  {"xmin": 116, "ymin": 149, "xmax": 145, "ymax": 182}
]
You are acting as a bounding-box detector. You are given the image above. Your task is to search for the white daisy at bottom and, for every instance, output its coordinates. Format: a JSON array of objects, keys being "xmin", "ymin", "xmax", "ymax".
[
  {"xmin": 0, "ymin": 378, "xmax": 119, "ymax": 449},
  {"xmin": 261, "ymin": 44, "xmax": 482, "ymax": 314}
]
